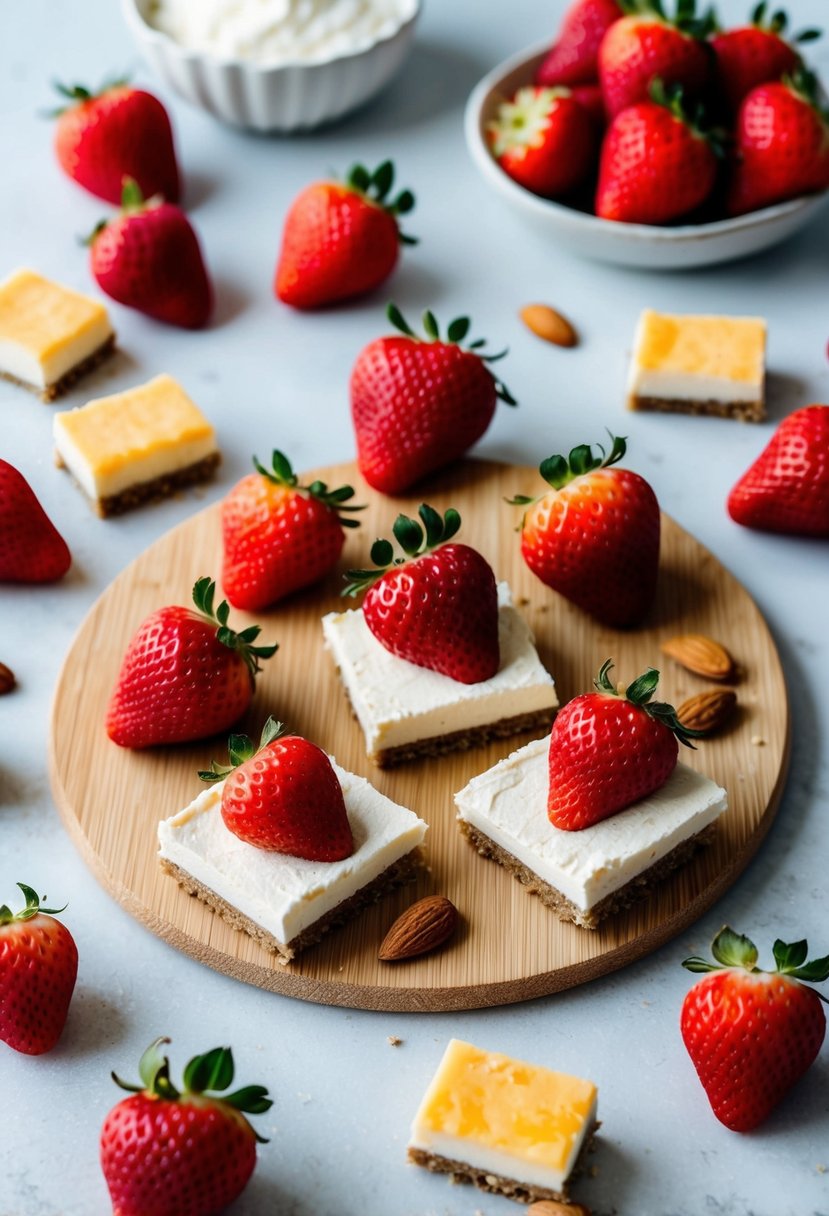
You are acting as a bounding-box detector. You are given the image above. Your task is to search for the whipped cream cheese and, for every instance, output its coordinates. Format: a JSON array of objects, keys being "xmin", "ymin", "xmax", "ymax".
[
  {"xmin": 322, "ymin": 583, "xmax": 558, "ymax": 759},
  {"xmin": 147, "ymin": 0, "xmax": 418, "ymax": 65},
  {"xmin": 455, "ymin": 737, "xmax": 728, "ymax": 913},
  {"xmin": 158, "ymin": 758, "xmax": 427, "ymax": 947}
]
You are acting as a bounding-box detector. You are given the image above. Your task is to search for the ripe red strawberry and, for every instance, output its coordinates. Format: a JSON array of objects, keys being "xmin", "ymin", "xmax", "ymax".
[
  {"xmin": 547, "ymin": 660, "xmax": 697, "ymax": 829},
  {"xmin": 351, "ymin": 305, "xmax": 516, "ymax": 495},
  {"xmin": 511, "ymin": 434, "xmax": 660, "ymax": 627},
  {"xmin": 711, "ymin": 2, "xmax": 819, "ymax": 113},
  {"xmin": 727, "ymin": 404, "xmax": 829, "ymax": 537},
  {"xmin": 535, "ymin": 0, "xmax": 623, "ymax": 87},
  {"xmin": 275, "ymin": 160, "xmax": 416, "ymax": 310},
  {"xmin": 487, "ymin": 86, "xmax": 598, "ymax": 198},
  {"xmin": 88, "ymin": 178, "xmax": 212, "ymax": 329},
  {"xmin": 595, "ymin": 81, "xmax": 722, "ymax": 223},
  {"xmin": 0, "ymin": 460, "xmax": 71, "ymax": 583},
  {"xmin": 106, "ymin": 576, "xmax": 277, "ymax": 749},
  {"xmin": 200, "ymin": 718, "xmax": 354, "ymax": 860},
  {"xmin": 52, "ymin": 79, "xmax": 180, "ymax": 204},
  {"xmin": 0, "ymin": 883, "xmax": 78, "ymax": 1055},
  {"xmin": 726, "ymin": 70, "xmax": 829, "ymax": 216},
  {"xmin": 101, "ymin": 1038, "xmax": 271, "ymax": 1216},
  {"xmin": 222, "ymin": 451, "xmax": 364, "ymax": 612},
  {"xmin": 598, "ymin": 0, "xmax": 715, "ymax": 118},
  {"xmin": 344, "ymin": 504, "xmax": 500, "ymax": 684},
  {"xmin": 681, "ymin": 926, "xmax": 829, "ymax": 1131}
]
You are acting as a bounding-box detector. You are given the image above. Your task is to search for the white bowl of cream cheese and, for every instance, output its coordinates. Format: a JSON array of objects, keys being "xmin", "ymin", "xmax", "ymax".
[{"xmin": 123, "ymin": 0, "xmax": 421, "ymax": 132}]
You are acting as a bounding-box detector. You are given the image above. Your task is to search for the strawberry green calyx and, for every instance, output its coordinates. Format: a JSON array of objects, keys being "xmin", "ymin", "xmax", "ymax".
[
  {"xmin": 649, "ymin": 79, "xmax": 728, "ymax": 156},
  {"xmin": 252, "ymin": 451, "xmax": 365, "ymax": 529},
  {"xmin": 112, "ymin": 1038, "xmax": 273, "ymax": 1142},
  {"xmin": 386, "ymin": 303, "xmax": 517, "ymax": 406},
  {"xmin": 0, "ymin": 882, "xmax": 67, "ymax": 926},
  {"xmin": 594, "ymin": 659, "xmax": 702, "ymax": 748},
  {"xmin": 48, "ymin": 76, "xmax": 129, "ymax": 117},
  {"xmin": 747, "ymin": 1, "xmax": 820, "ymax": 43},
  {"xmin": 343, "ymin": 503, "xmax": 461, "ymax": 597},
  {"xmin": 509, "ymin": 433, "xmax": 627, "ymax": 509},
  {"xmin": 683, "ymin": 926, "xmax": 829, "ymax": 996},
  {"xmin": 618, "ymin": 0, "xmax": 717, "ymax": 37},
  {"xmin": 345, "ymin": 160, "xmax": 417, "ymax": 244},
  {"xmin": 782, "ymin": 68, "xmax": 829, "ymax": 124},
  {"xmin": 191, "ymin": 576, "xmax": 278, "ymax": 677},
  {"xmin": 83, "ymin": 178, "xmax": 159, "ymax": 247},
  {"xmin": 199, "ymin": 717, "xmax": 284, "ymax": 782}
]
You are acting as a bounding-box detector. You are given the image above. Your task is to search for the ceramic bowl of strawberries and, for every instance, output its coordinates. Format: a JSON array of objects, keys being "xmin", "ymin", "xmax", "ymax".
[
  {"xmin": 122, "ymin": 0, "xmax": 421, "ymax": 132},
  {"xmin": 464, "ymin": 0, "xmax": 829, "ymax": 269}
]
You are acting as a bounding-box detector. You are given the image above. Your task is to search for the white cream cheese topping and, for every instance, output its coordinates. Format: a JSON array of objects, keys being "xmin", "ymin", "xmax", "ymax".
[
  {"xmin": 321, "ymin": 583, "xmax": 558, "ymax": 758},
  {"xmin": 158, "ymin": 758, "xmax": 427, "ymax": 946},
  {"xmin": 147, "ymin": 0, "xmax": 418, "ymax": 64},
  {"xmin": 455, "ymin": 737, "xmax": 728, "ymax": 912}
]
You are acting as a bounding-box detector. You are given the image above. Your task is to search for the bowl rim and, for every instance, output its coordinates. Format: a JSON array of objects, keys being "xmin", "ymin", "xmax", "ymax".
[
  {"xmin": 464, "ymin": 37, "xmax": 829, "ymax": 243},
  {"xmin": 122, "ymin": 0, "xmax": 422, "ymax": 71}
]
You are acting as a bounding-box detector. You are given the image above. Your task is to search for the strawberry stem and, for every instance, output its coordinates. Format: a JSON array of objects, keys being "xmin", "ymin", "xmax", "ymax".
[
  {"xmin": 191, "ymin": 577, "xmax": 278, "ymax": 677},
  {"xmin": 252, "ymin": 451, "xmax": 365, "ymax": 529},
  {"xmin": 683, "ymin": 926, "xmax": 829, "ymax": 997},
  {"xmin": 343, "ymin": 504, "xmax": 461, "ymax": 597},
  {"xmin": 199, "ymin": 717, "xmax": 284, "ymax": 782},
  {"xmin": 385, "ymin": 304, "xmax": 517, "ymax": 406}
]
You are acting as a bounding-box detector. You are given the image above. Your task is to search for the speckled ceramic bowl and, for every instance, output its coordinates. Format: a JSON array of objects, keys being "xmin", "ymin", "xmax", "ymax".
[
  {"xmin": 465, "ymin": 39, "xmax": 829, "ymax": 271},
  {"xmin": 123, "ymin": 0, "xmax": 420, "ymax": 133}
]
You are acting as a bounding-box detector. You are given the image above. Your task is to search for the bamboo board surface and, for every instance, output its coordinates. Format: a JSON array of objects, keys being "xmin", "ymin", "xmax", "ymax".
[{"xmin": 49, "ymin": 459, "xmax": 790, "ymax": 1012}]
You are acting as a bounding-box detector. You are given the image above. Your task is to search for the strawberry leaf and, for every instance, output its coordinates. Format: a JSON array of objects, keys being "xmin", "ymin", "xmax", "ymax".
[
  {"xmin": 773, "ymin": 937, "xmax": 809, "ymax": 971},
  {"xmin": 711, "ymin": 926, "xmax": 759, "ymax": 970},
  {"xmin": 191, "ymin": 578, "xmax": 278, "ymax": 678},
  {"xmin": 393, "ymin": 514, "xmax": 425, "ymax": 555},
  {"xmin": 344, "ymin": 505, "xmax": 464, "ymax": 596}
]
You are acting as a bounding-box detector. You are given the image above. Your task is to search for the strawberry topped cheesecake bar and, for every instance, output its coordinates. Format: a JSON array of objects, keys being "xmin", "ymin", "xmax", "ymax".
[
  {"xmin": 456, "ymin": 661, "xmax": 727, "ymax": 928},
  {"xmin": 0, "ymin": 268, "xmax": 115, "ymax": 400},
  {"xmin": 322, "ymin": 505, "xmax": 558, "ymax": 766},
  {"xmin": 158, "ymin": 720, "xmax": 427, "ymax": 961}
]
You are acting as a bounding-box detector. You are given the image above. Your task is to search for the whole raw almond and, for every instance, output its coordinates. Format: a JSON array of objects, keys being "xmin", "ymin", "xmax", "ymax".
[
  {"xmin": 660, "ymin": 634, "xmax": 735, "ymax": 681},
  {"xmin": 378, "ymin": 895, "xmax": 458, "ymax": 962},
  {"xmin": 0, "ymin": 662, "xmax": 15, "ymax": 695},
  {"xmin": 528, "ymin": 1202, "xmax": 591, "ymax": 1216},
  {"xmin": 520, "ymin": 303, "xmax": 578, "ymax": 348},
  {"xmin": 677, "ymin": 689, "xmax": 737, "ymax": 735}
]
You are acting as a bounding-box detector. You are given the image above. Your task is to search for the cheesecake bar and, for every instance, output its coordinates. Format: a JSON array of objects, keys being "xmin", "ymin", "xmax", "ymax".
[
  {"xmin": 0, "ymin": 268, "xmax": 115, "ymax": 400},
  {"xmin": 626, "ymin": 310, "xmax": 767, "ymax": 422},
  {"xmin": 322, "ymin": 583, "xmax": 558, "ymax": 767},
  {"xmin": 455, "ymin": 737, "xmax": 727, "ymax": 929},
  {"xmin": 408, "ymin": 1038, "xmax": 598, "ymax": 1205},
  {"xmin": 158, "ymin": 758, "xmax": 428, "ymax": 962},
  {"xmin": 53, "ymin": 373, "xmax": 220, "ymax": 517}
]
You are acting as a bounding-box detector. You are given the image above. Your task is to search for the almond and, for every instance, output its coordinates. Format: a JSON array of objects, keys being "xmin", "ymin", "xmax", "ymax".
[
  {"xmin": 378, "ymin": 895, "xmax": 458, "ymax": 962},
  {"xmin": 677, "ymin": 689, "xmax": 737, "ymax": 735},
  {"xmin": 660, "ymin": 634, "xmax": 735, "ymax": 681},
  {"xmin": 520, "ymin": 303, "xmax": 578, "ymax": 348},
  {"xmin": 528, "ymin": 1202, "xmax": 591, "ymax": 1216},
  {"xmin": 0, "ymin": 662, "xmax": 15, "ymax": 695}
]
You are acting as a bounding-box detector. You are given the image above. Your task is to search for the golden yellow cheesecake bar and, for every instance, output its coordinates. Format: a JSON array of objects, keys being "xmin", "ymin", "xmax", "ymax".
[
  {"xmin": 408, "ymin": 1038, "xmax": 598, "ymax": 1205},
  {"xmin": 54, "ymin": 373, "xmax": 220, "ymax": 517},
  {"xmin": 627, "ymin": 309, "xmax": 767, "ymax": 422},
  {"xmin": 0, "ymin": 268, "xmax": 115, "ymax": 400}
]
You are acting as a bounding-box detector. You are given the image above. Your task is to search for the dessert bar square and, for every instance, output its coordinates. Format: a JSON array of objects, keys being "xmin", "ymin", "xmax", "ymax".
[
  {"xmin": 455, "ymin": 737, "xmax": 727, "ymax": 929},
  {"xmin": 0, "ymin": 268, "xmax": 115, "ymax": 400},
  {"xmin": 626, "ymin": 309, "xmax": 766, "ymax": 422},
  {"xmin": 53, "ymin": 373, "xmax": 220, "ymax": 516},
  {"xmin": 408, "ymin": 1038, "xmax": 598, "ymax": 1205},
  {"xmin": 157, "ymin": 759, "xmax": 428, "ymax": 962},
  {"xmin": 322, "ymin": 584, "xmax": 558, "ymax": 767}
]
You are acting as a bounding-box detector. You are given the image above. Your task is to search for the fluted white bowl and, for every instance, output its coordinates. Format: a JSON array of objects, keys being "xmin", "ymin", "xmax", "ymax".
[
  {"xmin": 123, "ymin": 0, "xmax": 421, "ymax": 133},
  {"xmin": 465, "ymin": 40, "xmax": 829, "ymax": 271}
]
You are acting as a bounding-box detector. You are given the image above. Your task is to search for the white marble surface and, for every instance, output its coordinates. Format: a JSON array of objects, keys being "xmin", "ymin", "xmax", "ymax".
[{"xmin": 2, "ymin": 2, "xmax": 829, "ymax": 1213}]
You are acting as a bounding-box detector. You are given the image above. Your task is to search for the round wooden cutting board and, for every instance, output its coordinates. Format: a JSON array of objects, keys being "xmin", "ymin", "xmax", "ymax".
[{"xmin": 49, "ymin": 458, "xmax": 790, "ymax": 1012}]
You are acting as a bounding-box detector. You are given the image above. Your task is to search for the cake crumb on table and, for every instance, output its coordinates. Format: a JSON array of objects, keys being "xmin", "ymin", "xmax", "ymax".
[{"xmin": 388, "ymin": 1035, "xmax": 403, "ymax": 1047}]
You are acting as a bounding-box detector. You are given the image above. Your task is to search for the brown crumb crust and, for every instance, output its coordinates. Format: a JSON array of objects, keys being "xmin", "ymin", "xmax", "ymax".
[
  {"xmin": 56, "ymin": 450, "xmax": 221, "ymax": 517},
  {"xmin": 627, "ymin": 393, "xmax": 765, "ymax": 423},
  {"xmin": 458, "ymin": 820, "xmax": 718, "ymax": 929},
  {"xmin": 0, "ymin": 333, "xmax": 117, "ymax": 401},
  {"xmin": 160, "ymin": 848, "xmax": 423, "ymax": 963},
  {"xmin": 373, "ymin": 708, "xmax": 558, "ymax": 769},
  {"xmin": 407, "ymin": 1121, "xmax": 599, "ymax": 1205}
]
